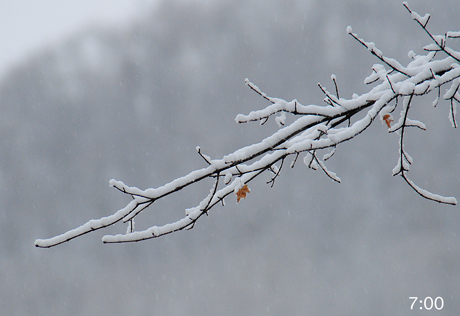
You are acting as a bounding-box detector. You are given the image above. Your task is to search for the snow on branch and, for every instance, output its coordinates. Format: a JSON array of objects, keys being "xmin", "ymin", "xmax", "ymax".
[{"xmin": 35, "ymin": 2, "xmax": 459, "ymax": 248}]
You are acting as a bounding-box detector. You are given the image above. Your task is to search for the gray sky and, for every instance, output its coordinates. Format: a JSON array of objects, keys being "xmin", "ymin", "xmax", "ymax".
[{"xmin": 0, "ymin": 0, "xmax": 158, "ymax": 77}]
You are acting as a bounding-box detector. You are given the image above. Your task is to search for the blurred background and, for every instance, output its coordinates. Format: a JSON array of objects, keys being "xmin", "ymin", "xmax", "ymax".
[{"xmin": 1, "ymin": 0, "xmax": 459, "ymax": 314}]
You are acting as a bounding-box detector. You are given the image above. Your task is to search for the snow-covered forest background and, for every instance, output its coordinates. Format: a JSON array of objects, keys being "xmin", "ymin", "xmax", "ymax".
[{"xmin": 2, "ymin": 0, "xmax": 460, "ymax": 314}]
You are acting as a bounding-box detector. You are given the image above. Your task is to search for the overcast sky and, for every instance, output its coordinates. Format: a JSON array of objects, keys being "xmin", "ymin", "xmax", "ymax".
[{"xmin": 0, "ymin": 0, "xmax": 159, "ymax": 77}]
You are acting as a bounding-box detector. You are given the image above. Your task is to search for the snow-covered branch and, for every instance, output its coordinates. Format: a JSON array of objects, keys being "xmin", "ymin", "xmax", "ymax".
[{"xmin": 35, "ymin": 2, "xmax": 459, "ymax": 248}]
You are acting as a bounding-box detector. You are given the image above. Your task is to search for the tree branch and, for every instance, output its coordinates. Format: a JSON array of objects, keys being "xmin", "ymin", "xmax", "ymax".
[{"xmin": 35, "ymin": 3, "xmax": 459, "ymax": 248}]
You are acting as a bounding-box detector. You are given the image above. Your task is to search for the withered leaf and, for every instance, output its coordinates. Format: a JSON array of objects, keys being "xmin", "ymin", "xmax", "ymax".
[
  {"xmin": 236, "ymin": 184, "xmax": 250, "ymax": 203},
  {"xmin": 383, "ymin": 114, "xmax": 394, "ymax": 128}
]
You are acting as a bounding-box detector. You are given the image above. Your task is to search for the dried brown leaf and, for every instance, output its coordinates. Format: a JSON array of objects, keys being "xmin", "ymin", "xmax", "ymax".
[
  {"xmin": 383, "ymin": 114, "xmax": 394, "ymax": 128},
  {"xmin": 236, "ymin": 185, "xmax": 250, "ymax": 203}
]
